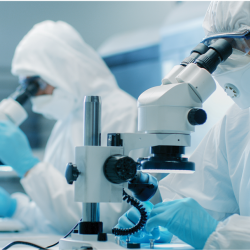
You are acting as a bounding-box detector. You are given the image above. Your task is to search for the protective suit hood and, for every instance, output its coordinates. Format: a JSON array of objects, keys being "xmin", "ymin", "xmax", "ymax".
[
  {"xmin": 11, "ymin": 20, "xmax": 119, "ymax": 115},
  {"xmin": 203, "ymin": 1, "xmax": 250, "ymax": 37},
  {"xmin": 10, "ymin": 20, "xmax": 138, "ymax": 172},
  {"xmin": 202, "ymin": 1, "xmax": 250, "ymax": 109}
]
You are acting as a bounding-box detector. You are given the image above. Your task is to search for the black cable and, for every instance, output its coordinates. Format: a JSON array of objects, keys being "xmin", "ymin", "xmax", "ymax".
[
  {"xmin": 112, "ymin": 190, "xmax": 147, "ymax": 236},
  {"xmin": 2, "ymin": 241, "xmax": 48, "ymax": 250},
  {"xmin": 46, "ymin": 219, "xmax": 81, "ymax": 249},
  {"xmin": 2, "ymin": 219, "xmax": 82, "ymax": 250}
]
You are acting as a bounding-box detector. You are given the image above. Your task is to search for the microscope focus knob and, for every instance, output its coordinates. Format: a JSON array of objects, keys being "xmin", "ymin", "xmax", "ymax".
[
  {"xmin": 65, "ymin": 162, "xmax": 80, "ymax": 185},
  {"xmin": 188, "ymin": 108, "xmax": 207, "ymax": 125},
  {"xmin": 104, "ymin": 155, "xmax": 137, "ymax": 184}
]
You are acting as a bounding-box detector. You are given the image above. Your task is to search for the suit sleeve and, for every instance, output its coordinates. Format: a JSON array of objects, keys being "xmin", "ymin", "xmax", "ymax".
[{"xmin": 204, "ymin": 214, "xmax": 250, "ymax": 249}]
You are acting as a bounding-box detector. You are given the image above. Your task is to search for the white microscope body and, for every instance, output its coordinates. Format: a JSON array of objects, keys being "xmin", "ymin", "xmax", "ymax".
[
  {"xmin": 0, "ymin": 77, "xmax": 41, "ymax": 126},
  {"xmin": 60, "ymin": 40, "xmax": 232, "ymax": 250},
  {"xmin": 139, "ymin": 63, "xmax": 214, "ymax": 135},
  {"xmin": 0, "ymin": 98, "xmax": 27, "ymax": 126}
]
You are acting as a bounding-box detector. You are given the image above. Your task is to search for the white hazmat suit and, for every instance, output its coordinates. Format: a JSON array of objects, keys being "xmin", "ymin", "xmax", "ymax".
[
  {"xmin": 160, "ymin": 2, "xmax": 250, "ymax": 249},
  {"xmin": 10, "ymin": 20, "xmax": 138, "ymax": 234}
]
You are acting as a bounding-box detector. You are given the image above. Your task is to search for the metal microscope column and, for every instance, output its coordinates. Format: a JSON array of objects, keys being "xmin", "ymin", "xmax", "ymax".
[{"xmin": 82, "ymin": 96, "xmax": 101, "ymax": 222}]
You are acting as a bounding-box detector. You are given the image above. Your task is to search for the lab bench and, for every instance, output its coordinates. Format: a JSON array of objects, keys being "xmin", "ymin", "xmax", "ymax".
[{"xmin": 0, "ymin": 232, "xmax": 194, "ymax": 250}]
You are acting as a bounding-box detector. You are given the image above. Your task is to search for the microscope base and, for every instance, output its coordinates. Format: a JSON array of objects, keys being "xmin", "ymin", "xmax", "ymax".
[{"xmin": 59, "ymin": 233, "xmax": 124, "ymax": 250}]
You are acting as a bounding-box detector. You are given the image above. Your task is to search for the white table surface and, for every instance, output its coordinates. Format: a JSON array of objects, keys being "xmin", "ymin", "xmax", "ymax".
[{"xmin": 0, "ymin": 232, "xmax": 194, "ymax": 250}]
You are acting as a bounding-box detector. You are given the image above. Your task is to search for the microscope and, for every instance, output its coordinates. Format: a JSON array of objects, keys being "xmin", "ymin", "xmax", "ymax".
[
  {"xmin": 0, "ymin": 77, "xmax": 40, "ymax": 165},
  {"xmin": 61, "ymin": 39, "xmax": 233, "ymax": 249},
  {"xmin": 59, "ymin": 39, "xmax": 232, "ymax": 250},
  {"xmin": 0, "ymin": 38, "xmax": 232, "ymax": 249}
]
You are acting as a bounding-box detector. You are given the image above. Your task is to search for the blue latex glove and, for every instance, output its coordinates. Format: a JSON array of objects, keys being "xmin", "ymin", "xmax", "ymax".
[
  {"xmin": 115, "ymin": 201, "xmax": 173, "ymax": 243},
  {"xmin": 146, "ymin": 198, "xmax": 219, "ymax": 249},
  {"xmin": 0, "ymin": 121, "xmax": 39, "ymax": 178},
  {"xmin": 0, "ymin": 187, "xmax": 17, "ymax": 217}
]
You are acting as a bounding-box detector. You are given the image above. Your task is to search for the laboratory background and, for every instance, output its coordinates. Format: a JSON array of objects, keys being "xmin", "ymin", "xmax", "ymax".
[
  {"xmin": 3, "ymin": 1, "xmax": 250, "ymax": 249},
  {"xmin": 0, "ymin": 1, "xmax": 233, "ymax": 198},
  {"xmin": 0, "ymin": 0, "xmax": 232, "ymax": 217}
]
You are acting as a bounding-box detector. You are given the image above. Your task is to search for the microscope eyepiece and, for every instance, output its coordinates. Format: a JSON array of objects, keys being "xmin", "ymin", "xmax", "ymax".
[
  {"xmin": 195, "ymin": 39, "xmax": 232, "ymax": 74},
  {"xmin": 181, "ymin": 43, "xmax": 209, "ymax": 67},
  {"xmin": 11, "ymin": 77, "xmax": 40, "ymax": 105}
]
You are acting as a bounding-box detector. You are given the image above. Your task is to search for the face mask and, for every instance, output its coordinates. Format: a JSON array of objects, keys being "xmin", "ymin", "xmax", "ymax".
[
  {"xmin": 30, "ymin": 88, "xmax": 77, "ymax": 120},
  {"xmin": 213, "ymin": 49, "xmax": 250, "ymax": 109}
]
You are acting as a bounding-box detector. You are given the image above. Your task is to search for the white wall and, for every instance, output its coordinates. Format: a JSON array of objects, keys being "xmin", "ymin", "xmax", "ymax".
[{"xmin": 0, "ymin": 1, "xmax": 178, "ymax": 67}]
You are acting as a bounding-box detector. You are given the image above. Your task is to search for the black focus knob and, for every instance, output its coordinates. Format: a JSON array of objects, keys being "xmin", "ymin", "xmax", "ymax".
[
  {"xmin": 188, "ymin": 108, "xmax": 207, "ymax": 125},
  {"xmin": 103, "ymin": 155, "xmax": 137, "ymax": 184},
  {"xmin": 65, "ymin": 162, "xmax": 80, "ymax": 184}
]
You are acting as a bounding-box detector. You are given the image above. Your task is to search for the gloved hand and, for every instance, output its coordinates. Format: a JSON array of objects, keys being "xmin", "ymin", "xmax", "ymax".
[
  {"xmin": 115, "ymin": 201, "xmax": 173, "ymax": 243},
  {"xmin": 146, "ymin": 198, "xmax": 219, "ymax": 249},
  {"xmin": 0, "ymin": 121, "xmax": 39, "ymax": 178},
  {"xmin": 0, "ymin": 187, "xmax": 17, "ymax": 217}
]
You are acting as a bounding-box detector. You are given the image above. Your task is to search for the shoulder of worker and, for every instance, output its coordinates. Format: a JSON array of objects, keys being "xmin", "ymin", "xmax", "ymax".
[{"xmin": 222, "ymin": 103, "xmax": 250, "ymax": 132}]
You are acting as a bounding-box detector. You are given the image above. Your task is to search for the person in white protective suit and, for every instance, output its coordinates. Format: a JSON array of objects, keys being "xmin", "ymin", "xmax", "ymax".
[
  {"xmin": 116, "ymin": 1, "xmax": 250, "ymax": 249},
  {"xmin": 0, "ymin": 20, "xmax": 140, "ymax": 234}
]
